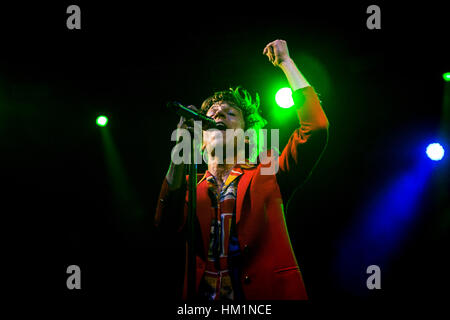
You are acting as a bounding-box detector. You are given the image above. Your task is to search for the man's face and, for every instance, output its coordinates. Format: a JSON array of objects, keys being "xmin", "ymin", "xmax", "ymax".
[{"xmin": 203, "ymin": 101, "xmax": 245, "ymax": 154}]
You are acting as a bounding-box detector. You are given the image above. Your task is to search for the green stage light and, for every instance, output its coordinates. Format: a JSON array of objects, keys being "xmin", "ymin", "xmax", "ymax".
[
  {"xmin": 275, "ymin": 87, "xmax": 294, "ymax": 108},
  {"xmin": 96, "ymin": 115, "xmax": 108, "ymax": 127},
  {"xmin": 443, "ymin": 72, "xmax": 450, "ymax": 82}
]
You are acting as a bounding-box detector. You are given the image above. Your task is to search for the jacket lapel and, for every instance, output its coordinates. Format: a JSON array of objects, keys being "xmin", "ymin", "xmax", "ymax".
[{"xmin": 236, "ymin": 166, "xmax": 257, "ymax": 224}]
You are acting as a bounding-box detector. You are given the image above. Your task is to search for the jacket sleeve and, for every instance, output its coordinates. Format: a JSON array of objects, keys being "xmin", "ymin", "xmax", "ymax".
[
  {"xmin": 276, "ymin": 86, "xmax": 329, "ymax": 203},
  {"xmin": 154, "ymin": 177, "xmax": 187, "ymax": 233}
]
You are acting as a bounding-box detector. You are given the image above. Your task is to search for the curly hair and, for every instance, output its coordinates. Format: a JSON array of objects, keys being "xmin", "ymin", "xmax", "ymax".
[{"xmin": 200, "ymin": 86, "xmax": 267, "ymax": 130}]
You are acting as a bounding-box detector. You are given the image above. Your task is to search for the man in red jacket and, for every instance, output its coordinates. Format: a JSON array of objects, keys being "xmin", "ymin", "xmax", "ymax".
[{"xmin": 155, "ymin": 40, "xmax": 329, "ymax": 300}]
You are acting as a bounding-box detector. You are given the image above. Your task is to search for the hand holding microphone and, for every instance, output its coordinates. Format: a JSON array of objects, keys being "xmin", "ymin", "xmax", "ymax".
[{"xmin": 167, "ymin": 101, "xmax": 218, "ymax": 130}]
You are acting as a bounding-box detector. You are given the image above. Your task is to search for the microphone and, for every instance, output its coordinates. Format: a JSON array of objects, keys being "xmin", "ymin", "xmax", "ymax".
[{"xmin": 167, "ymin": 101, "xmax": 218, "ymax": 129}]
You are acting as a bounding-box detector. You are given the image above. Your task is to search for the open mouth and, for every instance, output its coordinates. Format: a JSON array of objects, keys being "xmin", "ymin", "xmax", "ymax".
[{"xmin": 215, "ymin": 122, "xmax": 227, "ymax": 131}]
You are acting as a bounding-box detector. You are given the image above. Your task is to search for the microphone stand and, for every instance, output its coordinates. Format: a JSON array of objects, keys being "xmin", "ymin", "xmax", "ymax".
[
  {"xmin": 166, "ymin": 102, "xmax": 215, "ymax": 300},
  {"xmin": 186, "ymin": 128, "xmax": 197, "ymax": 300}
]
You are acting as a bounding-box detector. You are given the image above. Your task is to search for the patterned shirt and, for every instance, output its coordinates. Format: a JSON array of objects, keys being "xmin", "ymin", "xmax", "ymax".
[{"xmin": 197, "ymin": 165, "xmax": 246, "ymax": 301}]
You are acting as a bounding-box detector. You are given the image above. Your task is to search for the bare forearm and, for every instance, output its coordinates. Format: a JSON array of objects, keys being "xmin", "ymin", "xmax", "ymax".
[
  {"xmin": 280, "ymin": 59, "xmax": 328, "ymax": 130},
  {"xmin": 279, "ymin": 58, "xmax": 310, "ymax": 91}
]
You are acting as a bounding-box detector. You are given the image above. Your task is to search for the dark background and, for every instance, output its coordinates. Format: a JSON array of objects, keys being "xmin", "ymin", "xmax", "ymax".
[{"xmin": 1, "ymin": 1, "xmax": 449, "ymax": 313}]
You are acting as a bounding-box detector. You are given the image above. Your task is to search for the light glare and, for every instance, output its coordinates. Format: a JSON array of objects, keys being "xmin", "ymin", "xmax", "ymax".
[
  {"xmin": 96, "ymin": 115, "xmax": 108, "ymax": 127},
  {"xmin": 443, "ymin": 72, "xmax": 450, "ymax": 82},
  {"xmin": 426, "ymin": 143, "xmax": 445, "ymax": 161},
  {"xmin": 275, "ymin": 87, "xmax": 294, "ymax": 108}
]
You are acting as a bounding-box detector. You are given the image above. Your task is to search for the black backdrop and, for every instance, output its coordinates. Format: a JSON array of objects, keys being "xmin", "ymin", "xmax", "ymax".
[{"xmin": 1, "ymin": 1, "xmax": 449, "ymax": 315}]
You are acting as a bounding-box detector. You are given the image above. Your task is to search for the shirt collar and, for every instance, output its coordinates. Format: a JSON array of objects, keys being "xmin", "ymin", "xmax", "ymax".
[{"xmin": 198, "ymin": 163, "xmax": 253, "ymax": 186}]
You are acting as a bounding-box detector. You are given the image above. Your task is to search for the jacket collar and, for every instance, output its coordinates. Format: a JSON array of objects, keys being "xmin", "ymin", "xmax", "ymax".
[{"xmin": 198, "ymin": 163, "xmax": 257, "ymax": 186}]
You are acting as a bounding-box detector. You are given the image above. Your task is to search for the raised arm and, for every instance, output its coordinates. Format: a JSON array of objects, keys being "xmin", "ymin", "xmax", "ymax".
[
  {"xmin": 263, "ymin": 40, "xmax": 329, "ymax": 201},
  {"xmin": 263, "ymin": 39, "xmax": 329, "ymax": 130}
]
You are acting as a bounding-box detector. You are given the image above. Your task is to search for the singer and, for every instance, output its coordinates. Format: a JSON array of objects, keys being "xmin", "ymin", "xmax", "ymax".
[{"xmin": 155, "ymin": 40, "xmax": 329, "ymax": 300}]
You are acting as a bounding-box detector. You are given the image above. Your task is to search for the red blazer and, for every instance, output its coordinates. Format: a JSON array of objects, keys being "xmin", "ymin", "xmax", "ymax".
[{"xmin": 155, "ymin": 86, "xmax": 329, "ymax": 300}]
